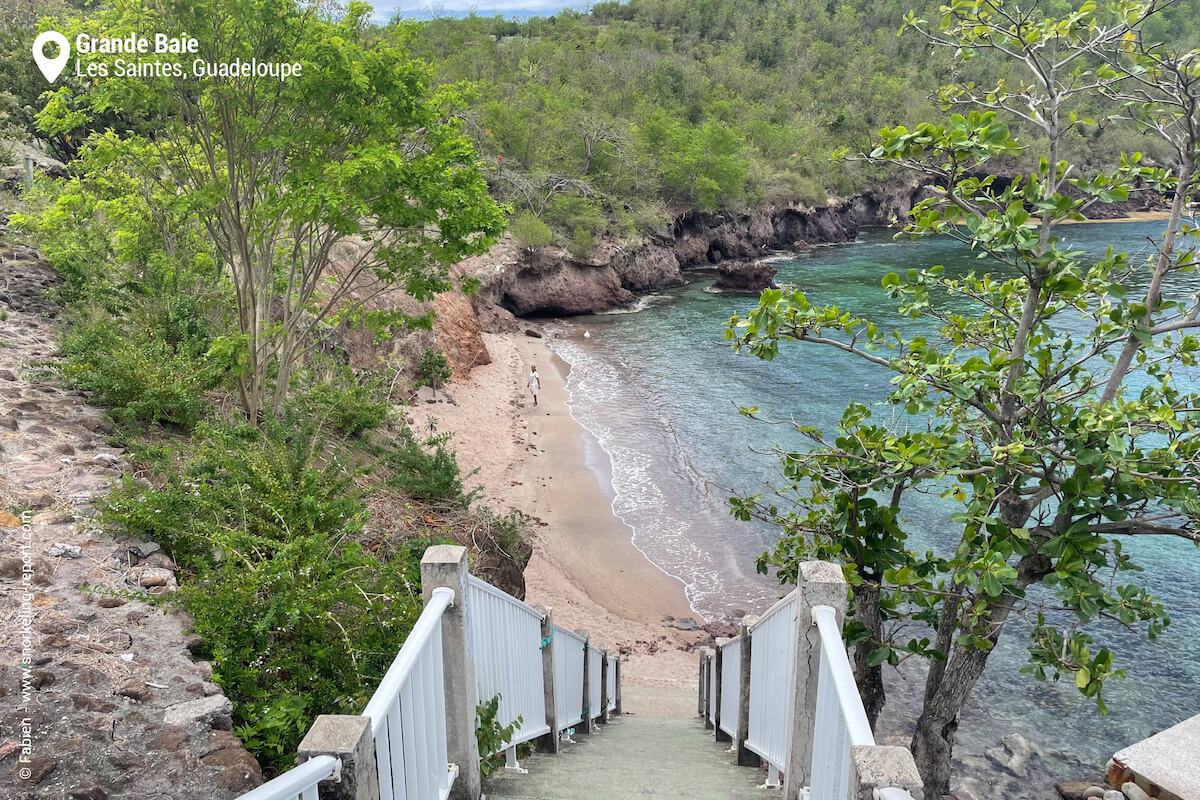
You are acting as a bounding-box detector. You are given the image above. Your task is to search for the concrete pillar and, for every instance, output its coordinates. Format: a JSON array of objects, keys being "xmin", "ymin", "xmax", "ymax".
[
  {"xmin": 613, "ymin": 657, "xmax": 622, "ymax": 716},
  {"xmin": 297, "ymin": 715, "xmax": 379, "ymax": 800},
  {"xmin": 735, "ymin": 617, "xmax": 760, "ymax": 767},
  {"xmin": 713, "ymin": 637, "xmax": 730, "ymax": 742},
  {"xmin": 578, "ymin": 629, "xmax": 596, "ymax": 734},
  {"xmin": 420, "ymin": 545, "xmax": 482, "ymax": 800},
  {"xmin": 849, "ymin": 745, "xmax": 924, "ymax": 800},
  {"xmin": 23, "ymin": 156, "xmax": 34, "ymax": 191},
  {"xmin": 535, "ymin": 607, "xmax": 559, "ymax": 754},
  {"xmin": 783, "ymin": 562, "xmax": 848, "ymax": 800},
  {"xmin": 598, "ymin": 652, "xmax": 610, "ymax": 725}
]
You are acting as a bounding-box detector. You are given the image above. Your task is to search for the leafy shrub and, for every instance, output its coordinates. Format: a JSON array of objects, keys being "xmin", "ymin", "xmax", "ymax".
[
  {"xmin": 544, "ymin": 192, "xmax": 606, "ymax": 235},
  {"xmin": 476, "ymin": 694, "xmax": 521, "ymax": 777},
  {"xmin": 509, "ymin": 211, "xmax": 553, "ymax": 248},
  {"xmin": 416, "ymin": 347, "xmax": 452, "ymax": 392},
  {"xmin": 377, "ymin": 425, "xmax": 469, "ymax": 505},
  {"xmin": 101, "ymin": 422, "xmax": 426, "ymax": 774},
  {"xmin": 567, "ymin": 227, "xmax": 595, "ymax": 261},
  {"xmin": 59, "ymin": 298, "xmax": 226, "ymax": 429},
  {"xmin": 295, "ymin": 368, "xmax": 388, "ymax": 436},
  {"xmin": 618, "ymin": 198, "xmax": 670, "ymax": 237}
]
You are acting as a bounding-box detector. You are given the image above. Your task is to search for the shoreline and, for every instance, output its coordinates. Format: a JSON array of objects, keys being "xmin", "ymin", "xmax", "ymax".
[{"xmin": 422, "ymin": 329, "xmax": 705, "ymax": 695}]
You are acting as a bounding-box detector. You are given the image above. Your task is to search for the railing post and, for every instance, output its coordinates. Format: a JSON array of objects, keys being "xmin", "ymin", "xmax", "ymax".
[
  {"xmin": 735, "ymin": 616, "xmax": 760, "ymax": 767},
  {"xmin": 849, "ymin": 745, "xmax": 924, "ymax": 800},
  {"xmin": 421, "ymin": 545, "xmax": 482, "ymax": 800},
  {"xmin": 297, "ymin": 716, "xmax": 376, "ymax": 800},
  {"xmin": 713, "ymin": 638, "xmax": 730, "ymax": 743},
  {"xmin": 535, "ymin": 607, "xmax": 560, "ymax": 754},
  {"xmin": 578, "ymin": 629, "xmax": 596, "ymax": 734},
  {"xmin": 613, "ymin": 657, "xmax": 622, "ymax": 716},
  {"xmin": 697, "ymin": 648, "xmax": 707, "ymax": 717},
  {"xmin": 783, "ymin": 561, "xmax": 848, "ymax": 800},
  {"xmin": 598, "ymin": 652, "xmax": 610, "ymax": 725},
  {"xmin": 702, "ymin": 648, "xmax": 715, "ymax": 730},
  {"xmin": 24, "ymin": 156, "xmax": 34, "ymax": 191}
]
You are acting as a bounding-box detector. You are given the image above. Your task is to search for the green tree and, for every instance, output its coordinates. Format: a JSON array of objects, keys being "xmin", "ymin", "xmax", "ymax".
[
  {"xmin": 37, "ymin": 0, "xmax": 505, "ymax": 422},
  {"xmin": 728, "ymin": 2, "xmax": 1200, "ymax": 794}
]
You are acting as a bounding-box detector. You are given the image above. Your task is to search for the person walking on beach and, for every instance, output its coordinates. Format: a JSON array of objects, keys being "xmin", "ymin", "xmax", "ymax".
[{"xmin": 529, "ymin": 365, "xmax": 541, "ymax": 406}]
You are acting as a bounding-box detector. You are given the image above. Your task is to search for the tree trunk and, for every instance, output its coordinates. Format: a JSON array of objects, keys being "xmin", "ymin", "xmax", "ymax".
[
  {"xmin": 910, "ymin": 636, "xmax": 992, "ymax": 799},
  {"xmin": 912, "ymin": 552, "xmax": 1049, "ymax": 797},
  {"xmin": 852, "ymin": 582, "xmax": 886, "ymax": 729}
]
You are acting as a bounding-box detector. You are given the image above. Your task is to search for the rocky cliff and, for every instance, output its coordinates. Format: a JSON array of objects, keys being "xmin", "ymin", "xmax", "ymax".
[
  {"xmin": 453, "ymin": 172, "xmax": 1166, "ymax": 321},
  {"xmin": 460, "ymin": 175, "xmax": 940, "ymax": 319}
]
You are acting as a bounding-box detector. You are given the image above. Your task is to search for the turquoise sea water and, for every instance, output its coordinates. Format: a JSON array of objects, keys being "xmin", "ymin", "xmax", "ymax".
[{"xmin": 546, "ymin": 221, "xmax": 1200, "ymax": 781}]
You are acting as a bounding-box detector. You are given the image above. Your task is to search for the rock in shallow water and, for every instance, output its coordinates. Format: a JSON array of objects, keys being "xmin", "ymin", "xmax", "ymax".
[
  {"xmin": 1121, "ymin": 782, "xmax": 1149, "ymax": 800},
  {"xmin": 710, "ymin": 260, "xmax": 778, "ymax": 293},
  {"xmin": 1055, "ymin": 782, "xmax": 1106, "ymax": 800}
]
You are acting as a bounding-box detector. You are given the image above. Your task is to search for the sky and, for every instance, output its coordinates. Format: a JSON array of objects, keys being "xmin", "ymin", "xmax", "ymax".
[{"xmin": 373, "ymin": 1, "xmax": 595, "ymax": 20}]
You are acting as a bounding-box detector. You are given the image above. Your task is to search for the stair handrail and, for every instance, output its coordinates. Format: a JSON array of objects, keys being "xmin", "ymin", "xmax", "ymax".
[
  {"xmin": 364, "ymin": 586, "xmax": 458, "ymax": 800},
  {"xmin": 233, "ymin": 545, "xmax": 621, "ymax": 800},
  {"xmin": 234, "ymin": 754, "xmax": 342, "ymax": 800},
  {"xmin": 809, "ymin": 604, "xmax": 875, "ymax": 800},
  {"xmin": 698, "ymin": 562, "xmax": 923, "ymax": 800},
  {"xmin": 744, "ymin": 588, "xmax": 799, "ymax": 779},
  {"xmin": 553, "ymin": 625, "xmax": 587, "ymax": 732},
  {"xmin": 716, "ymin": 636, "xmax": 742, "ymax": 740}
]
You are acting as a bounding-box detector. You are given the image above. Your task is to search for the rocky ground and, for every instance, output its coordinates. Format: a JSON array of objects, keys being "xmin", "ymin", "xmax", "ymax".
[{"xmin": 0, "ymin": 236, "xmax": 260, "ymax": 799}]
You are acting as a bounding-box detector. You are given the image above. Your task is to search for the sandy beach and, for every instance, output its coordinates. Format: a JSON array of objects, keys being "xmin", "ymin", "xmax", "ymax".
[{"xmin": 420, "ymin": 329, "xmax": 705, "ymax": 699}]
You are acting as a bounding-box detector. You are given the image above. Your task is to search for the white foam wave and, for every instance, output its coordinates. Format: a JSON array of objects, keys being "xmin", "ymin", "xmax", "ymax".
[{"xmin": 547, "ymin": 331, "xmax": 781, "ymax": 621}]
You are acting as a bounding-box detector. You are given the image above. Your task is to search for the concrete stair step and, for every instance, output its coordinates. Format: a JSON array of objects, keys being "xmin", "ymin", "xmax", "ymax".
[{"xmin": 484, "ymin": 713, "xmax": 775, "ymax": 800}]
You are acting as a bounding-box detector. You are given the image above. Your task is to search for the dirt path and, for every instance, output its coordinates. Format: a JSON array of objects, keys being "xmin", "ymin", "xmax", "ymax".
[{"xmin": 0, "ymin": 235, "xmax": 260, "ymax": 799}]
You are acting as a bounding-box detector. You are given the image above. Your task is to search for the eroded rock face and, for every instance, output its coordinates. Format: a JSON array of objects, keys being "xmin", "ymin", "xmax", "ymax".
[
  {"xmin": 503, "ymin": 247, "xmax": 636, "ymax": 316},
  {"xmin": 460, "ymin": 238, "xmax": 683, "ymax": 318},
  {"xmin": 328, "ymin": 240, "xmax": 492, "ymax": 380},
  {"xmin": 711, "ymin": 261, "xmax": 778, "ymax": 293},
  {"xmin": 465, "ymin": 193, "xmax": 895, "ymax": 318}
]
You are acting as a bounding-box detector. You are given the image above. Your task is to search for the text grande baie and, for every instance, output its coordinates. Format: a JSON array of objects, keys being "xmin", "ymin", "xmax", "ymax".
[{"xmin": 73, "ymin": 33, "xmax": 302, "ymax": 80}]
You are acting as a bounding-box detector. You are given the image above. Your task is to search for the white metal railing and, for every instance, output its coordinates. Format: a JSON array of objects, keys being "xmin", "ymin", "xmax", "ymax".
[
  {"xmin": 235, "ymin": 555, "xmax": 625, "ymax": 800},
  {"xmin": 744, "ymin": 589, "xmax": 798, "ymax": 773},
  {"xmin": 605, "ymin": 655, "xmax": 617, "ymax": 712},
  {"xmin": 696, "ymin": 565, "xmax": 921, "ymax": 800},
  {"xmin": 553, "ymin": 625, "xmax": 586, "ymax": 729},
  {"xmin": 234, "ymin": 755, "xmax": 341, "ymax": 800},
  {"xmin": 465, "ymin": 576, "xmax": 550, "ymax": 748},
  {"xmin": 809, "ymin": 605, "xmax": 876, "ymax": 800},
  {"xmin": 363, "ymin": 587, "xmax": 457, "ymax": 800},
  {"xmin": 718, "ymin": 637, "xmax": 741, "ymax": 739},
  {"xmin": 587, "ymin": 644, "xmax": 603, "ymax": 721}
]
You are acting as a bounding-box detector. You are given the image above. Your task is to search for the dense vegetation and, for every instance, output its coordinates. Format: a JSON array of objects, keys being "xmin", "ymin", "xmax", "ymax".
[
  {"xmin": 6, "ymin": 0, "xmax": 526, "ymax": 775},
  {"xmin": 406, "ymin": 0, "xmax": 1200, "ymax": 252}
]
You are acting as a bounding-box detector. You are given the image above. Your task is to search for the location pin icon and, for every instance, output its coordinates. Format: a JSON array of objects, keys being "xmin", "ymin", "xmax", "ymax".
[{"xmin": 32, "ymin": 31, "xmax": 70, "ymax": 83}]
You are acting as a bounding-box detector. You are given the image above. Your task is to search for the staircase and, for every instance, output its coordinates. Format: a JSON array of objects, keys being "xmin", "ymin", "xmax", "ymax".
[
  {"xmin": 237, "ymin": 550, "xmax": 925, "ymax": 800},
  {"xmin": 485, "ymin": 691, "xmax": 769, "ymax": 800}
]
